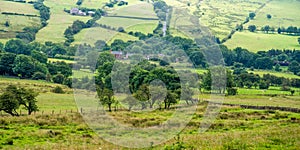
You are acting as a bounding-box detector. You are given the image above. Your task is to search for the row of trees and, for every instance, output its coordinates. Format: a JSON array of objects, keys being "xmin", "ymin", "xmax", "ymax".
[{"xmin": 64, "ymin": 9, "xmax": 105, "ymax": 45}]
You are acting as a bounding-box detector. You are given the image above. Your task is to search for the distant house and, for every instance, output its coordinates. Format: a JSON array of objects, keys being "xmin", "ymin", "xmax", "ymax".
[
  {"xmin": 70, "ymin": 8, "xmax": 87, "ymax": 16},
  {"xmin": 111, "ymin": 51, "xmax": 123, "ymax": 59},
  {"xmin": 88, "ymin": 11, "xmax": 95, "ymax": 16},
  {"xmin": 70, "ymin": 8, "xmax": 79, "ymax": 15}
]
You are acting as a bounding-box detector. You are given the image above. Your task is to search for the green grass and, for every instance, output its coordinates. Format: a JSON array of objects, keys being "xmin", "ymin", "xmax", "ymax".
[
  {"xmin": 196, "ymin": 0, "xmax": 268, "ymax": 39},
  {"xmin": 0, "ymin": 1, "xmax": 40, "ymax": 15},
  {"xmin": 72, "ymin": 70, "xmax": 94, "ymax": 79},
  {"xmin": 126, "ymin": 23, "xmax": 158, "ymax": 34},
  {"xmin": 109, "ymin": 2, "xmax": 157, "ymax": 18},
  {"xmin": 246, "ymin": 0, "xmax": 300, "ymax": 29},
  {"xmin": 73, "ymin": 26, "xmax": 139, "ymax": 46},
  {"xmin": 249, "ymin": 69, "xmax": 300, "ymax": 79},
  {"xmin": 224, "ymin": 31, "xmax": 300, "ymax": 52},
  {"xmin": 35, "ymin": 0, "xmax": 91, "ymax": 43},
  {"xmin": 107, "ymin": 32, "xmax": 138, "ymax": 45},
  {"xmin": 48, "ymin": 58, "xmax": 76, "ymax": 64}
]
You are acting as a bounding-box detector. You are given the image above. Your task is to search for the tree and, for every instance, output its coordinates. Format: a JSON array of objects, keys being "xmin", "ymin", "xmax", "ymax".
[
  {"xmin": 275, "ymin": 63, "xmax": 281, "ymax": 72},
  {"xmin": 32, "ymin": 72, "xmax": 46, "ymax": 80},
  {"xmin": 17, "ymin": 87, "xmax": 39, "ymax": 115},
  {"xmin": 98, "ymin": 88, "xmax": 115, "ymax": 112},
  {"xmin": 263, "ymin": 25, "xmax": 270, "ymax": 33},
  {"xmin": 31, "ymin": 50, "xmax": 48, "ymax": 63},
  {"xmin": 85, "ymin": 51, "xmax": 99, "ymax": 71},
  {"xmin": 133, "ymin": 84, "xmax": 150, "ymax": 109},
  {"xmin": 0, "ymin": 85, "xmax": 39, "ymax": 116},
  {"xmin": 13, "ymin": 55, "xmax": 48, "ymax": 78},
  {"xmin": 117, "ymin": 27, "xmax": 125, "ymax": 32},
  {"xmin": 249, "ymin": 12, "xmax": 256, "ymax": 19},
  {"xmin": 4, "ymin": 39, "xmax": 30, "ymax": 55},
  {"xmin": 164, "ymin": 91, "xmax": 177, "ymax": 109},
  {"xmin": 248, "ymin": 25, "xmax": 257, "ymax": 32},
  {"xmin": 53, "ymin": 73, "xmax": 65, "ymax": 84},
  {"xmin": 254, "ymin": 57, "xmax": 273, "ymax": 70},
  {"xmin": 123, "ymin": 96, "xmax": 138, "ymax": 110},
  {"xmin": 288, "ymin": 61, "xmax": 300, "ymax": 75},
  {"xmin": 267, "ymin": 14, "xmax": 272, "ymax": 19},
  {"xmin": 298, "ymin": 37, "xmax": 300, "ymax": 45},
  {"xmin": 259, "ymin": 80, "xmax": 269, "ymax": 89},
  {"xmin": 96, "ymin": 52, "xmax": 115, "ymax": 69},
  {"xmin": 4, "ymin": 21, "xmax": 10, "ymax": 27},
  {"xmin": 0, "ymin": 91, "xmax": 20, "ymax": 116},
  {"xmin": 0, "ymin": 52, "xmax": 16, "ymax": 75}
]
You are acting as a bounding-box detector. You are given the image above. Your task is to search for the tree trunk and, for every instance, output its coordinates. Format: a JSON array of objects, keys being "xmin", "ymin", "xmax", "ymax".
[{"xmin": 108, "ymin": 104, "xmax": 112, "ymax": 112}]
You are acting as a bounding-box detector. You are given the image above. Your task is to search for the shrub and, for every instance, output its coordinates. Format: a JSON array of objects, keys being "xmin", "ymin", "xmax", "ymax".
[
  {"xmin": 227, "ymin": 88, "xmax": 238, "ymax": 95},
  {"xmin": 51, "ymin": 86, "xmax": 65, "ymax": 94},
  {"xmin": 53, "ymin": 74, "xmax": 65, "ymax": 84},
  {"xmin": 32, "ymin": 72, "xmax": 46, "ymax": 80}
]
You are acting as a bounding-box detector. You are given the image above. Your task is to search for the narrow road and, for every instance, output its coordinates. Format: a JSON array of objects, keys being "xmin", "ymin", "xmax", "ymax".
[{"xmin": 162, "ymin": 9, "xmax": 169, "ymax": 37}]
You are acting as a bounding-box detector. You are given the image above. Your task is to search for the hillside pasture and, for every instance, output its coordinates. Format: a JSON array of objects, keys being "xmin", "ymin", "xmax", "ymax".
[
  {"xmin": 73, "ymin": 27, "xmax": 118, "ymax": 45},
  {"xmin": 108, "ymin": 2, "xmax": 157, "ymax": 18},
  {"xmin": 0, "ymin": 0, "xmax": 40, "ymax": 15},
  {"xmin": 97, "ymin": 17, "xmax": 158, "ymax": 31},
  {"xmin": 35, "ymin": 0, "xmax": 91, "ymax": 43},
  {"xmin": 246, "ymin": 0, "xmax": 300, "ymax": 29},
  {"xmin": 224, "ymin": 31, "xmax": 300, "ymax": 52},
  {"xmin": 197, "ymin": 0, "xmax": 268, "ymax": 39},
  {"xmin": 249, "ymin": 69, "xmax": 300, "ymax": 79}
]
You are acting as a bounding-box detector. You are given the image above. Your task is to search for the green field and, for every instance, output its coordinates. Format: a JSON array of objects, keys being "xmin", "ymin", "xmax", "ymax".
[
  {"xmin": 246, "ymin": 0, "xmax": 300, "ymax": 29},
  {"xmin": 0, "ymin": 0, "xmax": 41, "ymax": 40},
  {"xmin": 249, "ymin": 69, "xmax": 300, "ymax": 79},
  {"xmin": 35, "ymin": 0, "xmax": 91, "ymax": 43},
  {"xmin": 224, "ymin": 31, "xmax": 300, "ymax": 52},
  {"xmin": 0, "ymin": 1, "xmax": 40, "ymax": 15}
]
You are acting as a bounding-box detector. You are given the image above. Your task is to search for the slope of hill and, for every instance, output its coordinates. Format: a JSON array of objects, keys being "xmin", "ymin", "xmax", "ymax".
[{"xmin": 0, "ymin": 0, "xmax": 40, "ymax": 42}]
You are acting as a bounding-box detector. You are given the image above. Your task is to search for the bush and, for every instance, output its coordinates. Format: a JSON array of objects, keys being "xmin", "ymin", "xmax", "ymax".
[
  {"xmin": 227, "ymin": 88, "xmax": 238, "ymax": 95},
  {"xmin": 259, "ymin": 81, "xmax": 269, "ymax": 89},
  {"xmin": 52, "ymin": 86, "xmax": 65, "ymax": 94},
  {"xmin": 32, "ymin": 72, "xmax": 46, "ymax": 80},
  {"xmin": 53, "ymin": 74, "xmax": 65, "ymax": 84}
]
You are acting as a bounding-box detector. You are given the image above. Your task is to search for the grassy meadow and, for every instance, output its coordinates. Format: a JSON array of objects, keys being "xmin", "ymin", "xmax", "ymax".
[
  {"xmin": 0, "ymin": 0, "xmax": 41, "ymax": 40},
  {"xmin": 35, "ymin": 0, "xmax": 91, "ymax": 43},
  {"xmin": 1, "ymin": 76, "xmax": 300, "ymax": 149}
]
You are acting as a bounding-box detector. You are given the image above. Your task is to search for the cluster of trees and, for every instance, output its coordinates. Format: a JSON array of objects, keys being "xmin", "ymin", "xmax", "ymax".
[
  {"xmin": 16, "ymin": 26, "xmax": 40, "ymax": 43},
  {"xmin": 15, "ymin": 0, "xmax": 50, "ymax": 42},
  {"xmin": 0, "ymin": 85, "xmax": 39, "ymax": 116},
  {"xmin": 33, "ymin": 0, "xmax": 50, "ymax": 27},
  {"xmin": 153, "ymin": 0, "xmax": 169, "ymax": 21},
  {"xmin": 105, "ymin": 0, "xmax": 128, "ymax": 8},
  {"xmin": 0, "ymin": 39, "xmax": 73, "ymax": 86},
  {"xmin": 221, "ymin": 46, "xmax": 300, "ymax": 73},
  {"xmin": 94, "ymin": 52, "xmax": 197, "ymax": 111}
]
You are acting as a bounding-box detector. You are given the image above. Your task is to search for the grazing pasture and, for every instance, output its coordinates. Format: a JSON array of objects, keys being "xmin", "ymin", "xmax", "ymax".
[
  {"xmin": 224, "ymin": 31, "xmax": 300, "ymax": 52},
  {"xmin": 35, "ymin": 0, "xmax": 91, "ymax": 43}
]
